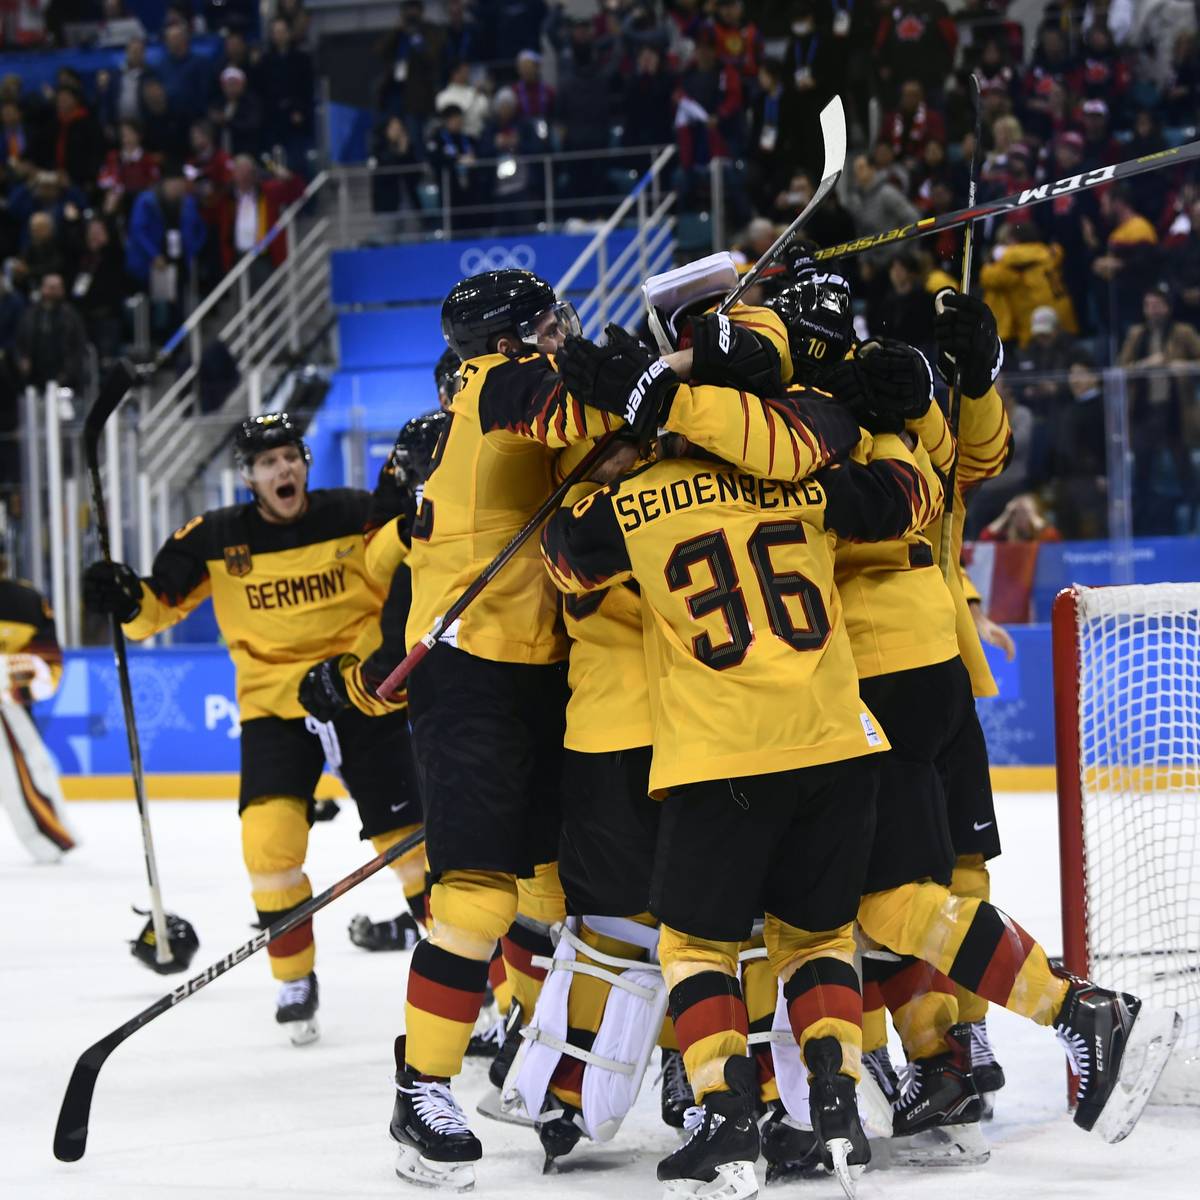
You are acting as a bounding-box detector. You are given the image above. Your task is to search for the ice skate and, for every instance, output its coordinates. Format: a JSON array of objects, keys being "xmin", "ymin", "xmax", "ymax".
[
  {"xmin": 885, "ymin": 1026, "xmax": 988, "ymax": 1167},
  {"xmin": 391, "ymin": 1036, "xmax": 482, "ymax": 1192},
  {"xmin": 661, "ymin": 1047, "xmax": 696, "ymax": 1132},
  {"xmin": 1053, "ymin": 972, "xmax": 1182, "ymax": 1144},
  {"xmin": 537, "ymin": 1100, "xmax": 585, "ymax": 1173},
  {"xmin": 348, "ymin": 911, "xmax": 422, "ymax": 952},
  {"xmin": 806, "ymin": 1037, "xmax": 870, "ymax": 1200},
  {"xmin": 759, "ymin": 1100, "xmax": 823, "ymax": 1184},
  {"xmin": 275, "ymin": 972, "xmax": 319, "ymax": 1046},
  {"xmin": 656, "ymin": 1054, "xmax": 760, "ymax": 1199},
  {"xmin": 966, "ymin": 1018, "xmax": 1005, "ymax": 1120}
]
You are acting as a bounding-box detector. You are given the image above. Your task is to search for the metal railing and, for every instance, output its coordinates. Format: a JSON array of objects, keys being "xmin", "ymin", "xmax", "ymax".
[
  {"xmin": 554, "ymin": 145, "xmax": 678, "ymax": 337},
  {"xmin": 328, "ymin": 144, "xmax": 676, "ymax": 246}
]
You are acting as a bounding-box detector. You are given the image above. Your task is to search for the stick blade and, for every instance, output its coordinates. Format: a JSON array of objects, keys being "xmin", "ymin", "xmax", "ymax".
[
  {"xmin": 83, "ymin": 362, "xmax": 138, "ymax": 458},
  {"xmin": 53, "ymin": 1038, "xmax": 113, "ymax": 1161},
  {"xmin": 818, "ymin": 95, "xmax": 847, "ymax": 185}
]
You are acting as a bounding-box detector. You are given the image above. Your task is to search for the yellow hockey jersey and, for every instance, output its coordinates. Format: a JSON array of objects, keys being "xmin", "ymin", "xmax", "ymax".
[
  {"xmin": 541, "ymin": 436, "xmax": 942, "ymax": 794},
  {"xmin": 124, "ymin": 489, "xmax": 386, "ymax": 721},
  {"xmin": 909, "ymin": 385, "xmax": 1013, "ymax": 697},
  {"xmin": 558, "ymin": 476, "xmax": 653, "ymax": 754}
]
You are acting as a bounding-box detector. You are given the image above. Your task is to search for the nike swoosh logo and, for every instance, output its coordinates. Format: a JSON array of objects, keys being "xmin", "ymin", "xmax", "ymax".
[
  {"xmin": 335, "ymin": 545, "xmax": 354, "ymax": 559},
  {"xmin": 973, "ymin": 820, "xmax": 993, "ymax": 831},
  {"xmin": 390, "ymin": 803, "xmax": 406, "ymax": 813}
]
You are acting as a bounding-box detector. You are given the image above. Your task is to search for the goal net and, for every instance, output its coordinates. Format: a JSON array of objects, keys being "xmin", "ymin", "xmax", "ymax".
[{"xmin": 1053, "ymin": 583, "xmax": 1200, "ymax": 1104}]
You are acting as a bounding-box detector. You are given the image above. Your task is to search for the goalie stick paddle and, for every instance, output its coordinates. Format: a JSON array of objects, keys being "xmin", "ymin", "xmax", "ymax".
[
  {"xmin": 938, "ymin": 73, "xmax": 983, "ymax": 583},
  {"xmin": 53, "ymin": 825, "xmax": 426, "ymax": 1162},
  {"xmin": 812, "ymin": 135, "xmax": 1200, "ymax": 264},
  {"xmin": 376, "ymin": 97, "xmax": 851, "ymax": 702},
  {"xmin": 84, "ymin": 364, "xmax": 182, "ymax": 971}
]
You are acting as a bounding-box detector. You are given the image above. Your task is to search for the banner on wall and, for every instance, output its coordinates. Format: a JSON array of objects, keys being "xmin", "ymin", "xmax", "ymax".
[{"xmin": 33, "ymin": 637, "xmax": 1055, "ymax": 779}]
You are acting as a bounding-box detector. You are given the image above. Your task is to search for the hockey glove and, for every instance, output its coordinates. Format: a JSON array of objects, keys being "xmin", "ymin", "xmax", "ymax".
[
  {"xmin": 687, "ymin": 312, "xmax": 784, "ymax": 397},
  {"xmin": 83, "ymin": 559, "xmax": 143, "ymax": 622},
  {"xmin": 822, "ymin": 360, "xmax": 906, "ymax": 435},
  {"xmin": 933, "ymin": 289, "xmax": 1003, "ymax": 398},
  {"xmin": 298, "ymin": 654, "xmax": 353, "ymax": 723},
  {"xmin": 557, "ymin": 333, "xmax": 678, "ymax": 440},
  {"xmin": 856, "ymin": 338, "xmax": 935, "ymax": 421}
]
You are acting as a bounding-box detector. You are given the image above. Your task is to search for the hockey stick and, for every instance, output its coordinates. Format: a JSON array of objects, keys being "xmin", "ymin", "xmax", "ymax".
[
  {"xmin": 937, "ymin": 73, "xmax": 983, "ymax": 582},
  {"xmin": 53, "ymin": 824, "xmax": 426, "ymax": 1162},
  {"xmin": 376, "ymin": 100, "xmax": 851, "ymax": 702},
  {"xmin": 812, "ymin": 135, "xmax": 1200, "ymax": 264},
  {"xmin": 720, "ymin": 96, "xmax": 846, "ymax": 311},
  {"xmin": 84, "ymin": 364, "xmax": 183, "ymax": 970}
]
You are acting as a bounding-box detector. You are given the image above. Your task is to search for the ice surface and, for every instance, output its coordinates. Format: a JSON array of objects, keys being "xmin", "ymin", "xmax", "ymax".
[{"xmin": 2, "ymin": 793, "xmax": 1196, "ymax": 1199}]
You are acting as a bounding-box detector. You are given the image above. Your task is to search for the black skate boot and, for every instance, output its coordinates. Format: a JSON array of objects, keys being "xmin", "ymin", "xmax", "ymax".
[
  {"xmin": 476, "ymin": 1002, "xmax": 534, "ymax": 1127},
  {"xmin": 275, "ymin": 972, "xmax": 319, "ymax": 1046},
  {"xmin": 660, "ymin": 1047, "xmax": 695, "ymax": 1131},
  {"xmin": 1052, "ymin": 971, "xmax": 1181, "ymax": 1143},
  {"xmin": 806, "ymin": 1037, "xmax": 870, "ymax": 1200},
  {"xmin": 966, "ymin": 1018, "xmax": 1005, "ymax": 1120},
  {"xmin": 390, "ymin": 1036, "xmax": 482, "ymax": 1192},
  {"xmin": 759, "ymin": 1099, "xmax": 824, "ymax": 1184},
  {"xmin": 656, "ymin": 1054, "xmax": 760, "ymax": 1199},
  {"xmin": 887, "ymin": 1025, "xmax": 987, "ymax": 1166},
  {"xmin": 348, "ymin": 911, "xmax": 422, "ymax": 952},
  {"xmin": 538, "ymin": 1101, "xmax": 585, "ymax": 1173}
]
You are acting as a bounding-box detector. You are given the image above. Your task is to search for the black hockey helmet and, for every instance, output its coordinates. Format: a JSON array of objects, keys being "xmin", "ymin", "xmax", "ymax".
[
  {"xmin": 129, "ymin": 907, "xmax": 199, "ymax": 975},
  {"xmin": 440, "ymin": 269, "xmax": 578, "ymax": 359},
  {"xmin": 768, "ymin": 270, "xmax": 855, "ymax": 382},
  {"xmin": 389, "ymin": 409, "xmax": 449, "ymax": 494},
  {"xmin": 433, "ymin": 347, "xmax": 461, "ymax": 402},
  {"xmin": 233, "ymin": 411, "xmax": 311, "ymax": 471}
]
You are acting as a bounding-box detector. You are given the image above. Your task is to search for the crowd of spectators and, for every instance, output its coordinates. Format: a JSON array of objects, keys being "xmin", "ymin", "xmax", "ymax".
[
  {"xmin": 354, "ymin": 0, "xmax": 1197, "ymax": 534},
  {"xmin": 3, "ymin": 1, "xmax": 1199, "ymax": 540}
]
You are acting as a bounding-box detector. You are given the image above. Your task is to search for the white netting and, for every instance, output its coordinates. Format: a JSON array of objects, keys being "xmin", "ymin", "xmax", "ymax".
[{"xmin": 1073, "ymin": 583, "xmax": 1200, "ymax": 1104}]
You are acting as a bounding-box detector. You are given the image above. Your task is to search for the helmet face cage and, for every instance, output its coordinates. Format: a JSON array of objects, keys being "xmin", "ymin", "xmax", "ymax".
[
  {"xmin": 518, "ymin": 301, "xmax": 581, "ymax": 350},
  {"xmin": 234, "ymin": 412, "xmax": 312, "ymax": 472}
]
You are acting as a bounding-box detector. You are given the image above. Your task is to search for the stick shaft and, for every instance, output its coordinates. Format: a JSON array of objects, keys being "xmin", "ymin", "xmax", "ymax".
[
  {"xmin": 938, "ymin": 74, "xmax": 983, "ymax": 582},
  {"xmin": 53, "ymin": 826, "xmax": 426, "ymax": 1161},
  {"xmin": 814, "ymin": 137, "xmax": 1200, "ymax": 265},
  {"xmin": 84, "ymin": 370, "xmax": 173, "ymax": 963}
]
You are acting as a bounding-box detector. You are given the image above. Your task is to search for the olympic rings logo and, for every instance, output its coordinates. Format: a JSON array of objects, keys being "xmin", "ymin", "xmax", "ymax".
[{"xmin": 459, "ymin": 244, "xmax": 537, "ymax": 274}]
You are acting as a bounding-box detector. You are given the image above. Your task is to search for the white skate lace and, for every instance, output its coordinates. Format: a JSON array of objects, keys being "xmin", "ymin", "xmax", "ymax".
[
  {"xmin": 277, "ymin": 978, "xmax": 311, "ymax": 1007},
  {"xmin": 399, "ymin": 1081, "xmax": 473, "ymax": 1136},
  {"xmin": 896, "ymin": 1061, "xmax": 923, "ymax": 1109},
  {"xmin": 663, "ymin": 1050, "xmax": 693, "ymax": 1105},
  {"xmin": 478, "ymin": 1015, "xmax": 506, "ymax": 1047},
  {"xmin": 864, "ymin": 1047, "xmax": 897, "ymax": 1099},
  {"xmin": 1056, "ymin": 1029, "xmax": 1091, "ymax": 1093},
  {"xmin": 680, "ymin": 1104, "xmax": 722, "ymax": 1144},
  {"xmin": 969, "ymin": 1020, "xmax": 997, "ymax": 1068}
]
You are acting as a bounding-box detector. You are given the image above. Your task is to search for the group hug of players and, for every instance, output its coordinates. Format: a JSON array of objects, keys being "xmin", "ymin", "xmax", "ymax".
[{"xmin": 79, "ymin": 250, "xmax": 1178, "ymax": 1199}]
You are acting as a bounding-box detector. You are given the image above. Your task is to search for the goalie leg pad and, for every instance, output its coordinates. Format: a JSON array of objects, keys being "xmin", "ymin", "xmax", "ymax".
[
  {"xmin": 513, "ymin": 917, "xmax": 668, "ymax": 1142},
  {"xmin": 0, "ymin": 701, "xmax": 77, "ymax": 862}
]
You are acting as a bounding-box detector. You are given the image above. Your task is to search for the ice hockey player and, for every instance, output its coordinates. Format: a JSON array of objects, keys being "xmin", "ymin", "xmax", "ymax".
[
  {"xmin": 299, "ymin": 406, "xmax": 450, "ymax": 954},
  {"xmin": 707, "ymin": 274, "xmax": 1185, "ymax": 1157},
  {"xmin": 0, "ymin": 521, "xmax": 77, "ymax": 863},
  {"xmin": 543, "ymin": 322, "xmax": 945, "ymax": 1199},
  {"xmin": 81, "ymin": 413, "xmax": 423, "ymax": 1045}
]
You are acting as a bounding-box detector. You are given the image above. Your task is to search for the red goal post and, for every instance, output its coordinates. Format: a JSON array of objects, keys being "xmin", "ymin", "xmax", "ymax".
[{"xmin": 1052, "ymin": 583, "xmax": 1200, "ymax": 1105}]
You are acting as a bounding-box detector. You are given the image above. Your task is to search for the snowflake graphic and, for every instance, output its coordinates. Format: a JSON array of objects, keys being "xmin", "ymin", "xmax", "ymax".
[
  {"xmin": 94, "ymin": 660, "xmax": 195, "ymax": 758},
  {"xmin": 976, "ymin": 698, "xmax": 1038, "ymax": 765}
]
